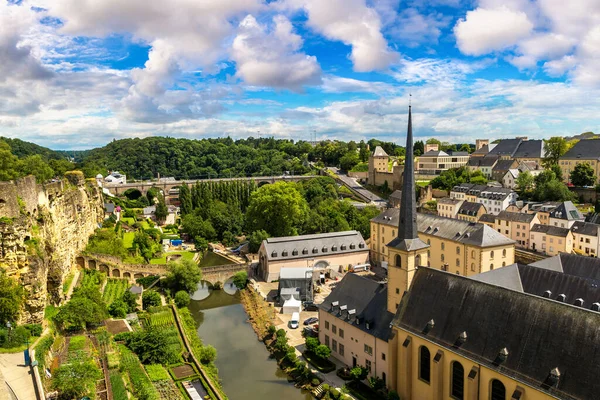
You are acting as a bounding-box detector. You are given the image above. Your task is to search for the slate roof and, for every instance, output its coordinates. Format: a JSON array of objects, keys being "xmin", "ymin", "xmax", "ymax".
[
  {"xmin": 373, "ymin": 210, "xmax": 515, "ymax": 247},
  {"xmin": 468, "ymin": 156, "xmax": 498, "ymax": 167},
  {"xmin": 571, "ymin": 221, "xmax": 600, "ymax": 237},
  {"xmin": 530, "ymin": 224, "xmax": 571, "ymax": 237},
  {"xmin": 561, "ymin": 139, "xmax": 600, "ymax": 160},
  {"xmin": 389, "ymin": 190, "xmax": 402, "ymax": 200},
  {"xmin": 319, "ymin": 273, "xmax": 394, "ymax": 341},
  {"xmin": 372, "ymin": 146, "xmax": 388, "ymax": 157},
  {"xmin": 549, "ymin": 201, "xmax": 584, "ymax": 221},
  {"xmin": 530, "ymin": 253, "xmax": 600, "ymax": 282},
  {"xmin": 492, "ymin": 159, "xmax": 517, "ymax": 172},
  {"xmin": 104, "ymin": 203, "xmax": 115, "ymax": 213},
  {"xmin": 438, "ymin": 197, "xmax": 462, "ymax": 205},
  {"xmin": 496, "ymin": 210, "xmax": 537, "ymax": 223},
  {"xmin": 513, "ymin": 139, "xmax": 545, "ymax": 158},
  {"xmin": 393, "ymin": 267, "xmax": 600, "ymax": 400},
  {"xmin": 585, "ymin": 212, "xmax": 600, "ymax": 224},
  {"xmin": 420, "ymin": 150, "xmax": 449, "ymax": 157},
  {"xmin": 488, "ymin": 139, "xmax": 523, "ymax": 156},
  {"xmin": 479, "ymin": 213, "xmax": 496, "ymax": 224},
  {"xmin": 528, "ymin": 202, "xmax": 561, "ymax": 213},
  {"xmin": 261, "ymin": 231, "xmax": 367, "ymax": 261},
  {"xmin": 457, "ymin": 201, "xmax": 485, "ymax": 216},
  {"xmin": 471, "ymin": 143, "xmax": 497, "ymax": 156},
  {"xmin": 448, "ymin": 151, "xmax": 469, "ymax": 156}
]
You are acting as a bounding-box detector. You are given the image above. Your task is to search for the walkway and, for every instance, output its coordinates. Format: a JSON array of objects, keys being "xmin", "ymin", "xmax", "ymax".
[
  {"xmin": 329, "ymin": 168, "xmax": 387, "ymax": 207},
  {"xmin": 0, "ymin": 353, "xmax": 36, "ymax": 400}
]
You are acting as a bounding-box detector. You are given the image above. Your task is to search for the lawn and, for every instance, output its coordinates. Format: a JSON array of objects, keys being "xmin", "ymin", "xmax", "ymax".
[
  {"xmin": 121, "ymin": 217, "xmax": 136, "ymax": 226},
  {"xmin": 417, "ymin": 180, "xmax": 431, "ymax": 188},
  {"xmin": 62, "ymin": 272, "xmax": 75, "ymax": 294},
  {"xmin": 150, "ymin": 251, "xmax": 196, "ymax": 265},
  {"xmin": 140, "ymin": 220, "xmax": 151, "ymax": 230},
  {"xmin": 123, "ymin": 232, "xmax": 135, "ymax": 249}
]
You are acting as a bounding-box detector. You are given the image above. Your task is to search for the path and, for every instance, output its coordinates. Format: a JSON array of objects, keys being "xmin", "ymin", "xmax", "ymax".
[
  {"xmin": 0, "ymin": 353, "xmax": 36, "ymax": 400},
  {"xmin": 329, "ymin": 168, "xmax": 387, "ymax": 207}
]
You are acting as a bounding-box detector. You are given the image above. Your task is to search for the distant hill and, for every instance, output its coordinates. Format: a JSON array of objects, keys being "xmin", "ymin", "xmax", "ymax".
[
  {"xmin": 564, "ymin": 132, "xmax": 599, "ymax": 141},
  {"xmin": 0, "ymin": 137, "xmax": 64, "ymax": 160}
]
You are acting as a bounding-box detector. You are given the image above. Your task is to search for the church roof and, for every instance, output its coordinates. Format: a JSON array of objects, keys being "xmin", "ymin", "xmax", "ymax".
[
  {"xmin": 393, "ymin": 267, "xmax": 600, "ymax": 400},
  {"xmin": 319, "ymin": 273, "xmax": 394, "ymax": 341}
]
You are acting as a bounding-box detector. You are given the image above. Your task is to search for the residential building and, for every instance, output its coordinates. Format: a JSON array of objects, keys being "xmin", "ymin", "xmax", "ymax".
[
  {"xmin": 104, "ymin": 171, "xmax": 127, "ymax": 184},
  {"xmin": 456, "ymin": 201, "xmax": 486, "ymax": 222},
  {"xmin": 548, "ymin": 201, "xmax": 584, "ymax": 228},
  {"xmin": 478, "ymin": 213, "xmax": 496, "ymax": 228},
  {"xmin": 559, "ymin": 139, "xmax": 600, "ymax": 184},
  {"xmin": 318, "ymin": 274, "xmax": 393, "ymax": 384},
  {"xmin": 257, "ymin": 231, "xmax": 369, "ymax": 281},
  {"xmin": 571, "ymin": 221, "xmax": 600, "ymax": 257},
  {"xmin": 491, "ymin": 159, "xmax": 518, "ymax": 182},
  {"xmin": 526, "ymin": 202, "xmax": 561, "ymax": 225},
  {"xmin": 502, "ymin": 168, "xmax": 520, "ymax": 189},
  {"xmin": 416, "ymin": 150, "xmax": 469, "ymax": 175},
  {"xmin": 466, "ymin": 156, "xmax": 498, "ymax": 178},
  {"xmin": 529, "ymin": 224, "xmax": 573, "ymax": 256},
  {"xmin": 450, "ymin": 183, "xmax": 517, "ymax": 215},
  {"xmin": 493, "ymin": 211, "xmax": 540, "ymax": 248},
  {"xmin": 436, "ymin": 197, "xmax": 462, "ymax": 219},
  {"xmin": 487, "ymin": 138, "xmax": 546, "ymax": 163}
]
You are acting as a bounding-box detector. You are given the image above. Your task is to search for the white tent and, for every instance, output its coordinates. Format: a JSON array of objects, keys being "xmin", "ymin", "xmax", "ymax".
[{"xmin": 281, "ymin": 297, "xmax": 302, "ymax": 315}]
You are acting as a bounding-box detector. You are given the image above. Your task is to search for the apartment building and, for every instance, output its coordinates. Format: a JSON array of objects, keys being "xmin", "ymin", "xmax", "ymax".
[
  {"xmin": 530, "ymin": 225, "xmax": 574, "ymax": 256},
  {"xmin": 416, "ymin": 149, "xmax": 469, "ymax": 175},
  {"xmin": 548, "ymin": 201, "xmax": 584, "ymax": 228},
  {"xmin": 494, "ymin": 211, "xmax": 540, "ymax": 248},
  {"xmin": 456, "ymin": 201, "xmax": 486, "ymax": 222},
  {"xmin": 571, "ymin": 221, "xmax": 600, "ymax": 257},
  {"xmin": 450, "ymin": 183, "xmax": 517, "ymax": 215},
  {"xmin": 436, "ymin": 197, "xmax": 463, "ymax": 218},
  {"xmin": 559, "ymin": 139, "xmax": 600, "ymax": 184}
]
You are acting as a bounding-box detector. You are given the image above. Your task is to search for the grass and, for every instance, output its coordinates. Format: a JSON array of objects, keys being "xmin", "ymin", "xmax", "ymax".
[
  {"xmin": 350, "ymin": 162, "xmax": 369, "ymax": 172},
  {"xmin": 119, "ymin": 345, "xmax": 160, "ymax": 400},
  {"xmin": 150, "ymin": 251, "xmax": 196, "ymax": 265},
  {"xmin": 140, "ymin": 220, "xmax": 151, "ymax": 230},
  {"xmin": 123, "ymin": 232, "xmax": 135, "ymax": 249},
  {"xmin": 62, "ymin": 272, "xmax": 75, "ymax": 294},
  {"xmin": 121, "ymin": 217, "xmax": 136, "ymax": 225},
  {"xmin": 103, "ymin": 279, "xmax": 129, "ymax": 304},
  {"xmin": 110, "ymin": 371, "xmax": 128, "ymax": 400},
  {"xmin": 145, "ymin": 364, "xmax": 171, "ymax": 382}
]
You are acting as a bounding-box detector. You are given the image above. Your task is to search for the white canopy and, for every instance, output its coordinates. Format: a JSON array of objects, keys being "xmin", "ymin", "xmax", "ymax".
[{"xmin": 281, "ymin": 297, "xmax": 302, "ymax": 315}]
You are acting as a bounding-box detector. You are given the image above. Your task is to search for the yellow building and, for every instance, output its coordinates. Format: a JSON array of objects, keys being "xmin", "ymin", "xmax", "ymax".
[
  {"xmin": 529, "ymin": 224, "xmax": 573, "ymax": 256},
  {"xmin": 559, "ymin": 139, "xmax": 600, "ymax": 184},
  {"xmin": 416, "ymin": 150, "xmax": 469, "ymax": 175},
  {"xmin": 571, "ymin": 221, "xmax": 600, "ymax": 257},
  {"xmin": 436, "ymin": 197, "xmax": 463, "ymax": 219},
  {"xmin": 493, "ymin": 210, "xmax": 540, "ymax": 248},
  {"xmin": 456, "ymin": 201, "xmax": 486, "ymax": 222}
]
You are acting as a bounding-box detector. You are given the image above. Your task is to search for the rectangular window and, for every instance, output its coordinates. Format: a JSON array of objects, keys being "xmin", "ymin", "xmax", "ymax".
[
  {"xmin": 364, "ymin": 344, "xmax": 373, "ymax": 356},
  {"xmin": 325, "ymin": 335, "xmax": 330, "ymax": 347},
  {"xmin": 365, "ymin": 359, "xmax": 372, "ymax": 372},
  {"xmin": 332, "ymin": 339, "xmax": 337, "ymax": 353},
  {"xmin": 332, "ymin": 325, "xmax": 337, "ymax": 334},
  {"xmin": 339, "ymin": 329, "xmax": 344, "ymax": 339},
  {"xmin": 381, "ymin": 353, "xmax": 386, "ymax": 361},
  {"xmin": 325, "ymin": 321, "xmax": 329, "ymax": 330},
  {"xmin": 550, "ymin": 238, "xmax": 554, "ymax": 243},
  {"xmin": 339, "ymin": 343, "xmax": 345, "ymax": 356},
  {"xmin": 586, "ymin": 238, "xmax": 591, "ymax": 244}
]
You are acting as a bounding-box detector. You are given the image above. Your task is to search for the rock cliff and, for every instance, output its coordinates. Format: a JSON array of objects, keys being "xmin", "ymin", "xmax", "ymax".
[{"xmin": 0, "ymin": 172, "xmax": 103, "ymax": 323}]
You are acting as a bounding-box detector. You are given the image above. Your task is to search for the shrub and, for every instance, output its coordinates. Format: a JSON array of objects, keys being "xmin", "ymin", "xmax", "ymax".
[
  {"xmin": 305, "ymin": 337, "xmax": 319, "ymax": 353},
  {"xmin": 142, "ymin": 290, "xmax": 161, "ymax": 309},
  {"xmin": 199, "ymin": 345, "xmax": 217, "ymax": 364},
  {"xmin": 267, "ymin": 325, "xmax": 277, "ymax": 336},
  {"xmin": 350, "ymin": 366, "xmax": 368, "ymax": 381},
  {"xmin": 274, "ymin": 335, "xmax": 289, "ymax": 353},
  {"xmin": 311, "ymin": 378, "xmax": 320, "ymax": 386},
  {"xmin": 388, "ymin": 390, "xmax": 400, "ymax": 400},
  {"xmin": 123, "ymin": 328, "xmax": 181, "ymax": 365},
  {"xmin": 23, "ymin": 323, "xmax": 43, "ymax": 337},
  {"xmin": 0, "ymin": 326, "xmax": 31, "ymax": 349},
  {"xmin": 322, "ymin": 384, "xmax": 330, "ymax": 391},
  {"xmin": 314, "ymin": 344, "xmax": 332, "ymax": 360},
  {"xmin": 174, "ymin": 291, "xmax": 191, "ymax": 308},
  {"xmin": 108, "ymin": 299, "xmax": 128, "ymax": 318},
  {"xmin": 232, "ymin": 271, "xmax": 248, "ymax": 289},
  {"xmin": 52, "ymin": 360, "xmax": 102, "ymax": 400},
  {"xmin": 276, "ymin": 329, "xmax": 286, "ymax": 338}
]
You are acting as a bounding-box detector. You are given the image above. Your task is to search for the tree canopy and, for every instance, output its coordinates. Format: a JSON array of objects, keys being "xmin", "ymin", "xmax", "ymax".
[
  {"xmin": 570, "ymin": 163, "xmax": 596, "ymax": 187},
  {"xmin": 0, "ymin": 269, "xmax": 24, "ymax": 325},
  {"xmin": 165, "ymin": 259, "xmax": 202, "ymax": 293}
]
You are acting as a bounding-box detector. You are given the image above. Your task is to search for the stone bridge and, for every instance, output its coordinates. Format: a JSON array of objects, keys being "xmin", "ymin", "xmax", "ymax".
[
  {"xmin": 201, "ymin": 263, "xmax": 251, "ymax": 285},
  {"xmin": 76, "ymin": 254, "xmax": 167, "ymax": 282},
  {"xmin": 104, "ymin": 175, "xmax": 317, "ymax": 196}
]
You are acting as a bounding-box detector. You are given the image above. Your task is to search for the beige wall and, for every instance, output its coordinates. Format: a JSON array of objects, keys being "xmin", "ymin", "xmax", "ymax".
[
  {"xmin": 529, "ymin": 231, "xmax": 573, "ymax": 256},
  {"xmin": 370, "ymin": 155, "xmax": 389, "ymax": 172},
  {"xmin": 258, "ymin": 249, "xmax": 369, "ymax": 282},
  {"xmin": 370, "ymin": 220, "xmax": 515, "ymax": 277},
  {"xmin": 572, "ymin": 231, "xmax": 598, "ymax": 257},
  {"xmin": 457, "ymin": 207, "xmax": 485, "ymax": 223},
  {"xmin": 493, "ymin": 214, "xmax": 539, "ymax": 249},
  {"xmin": 416, "ymin": 155, "xmax": 469, "ymax": 172},
  {"xmin": 437, "ymin": 200, "xmax": 462, "ymax": 219},
  {"xmin": 560, "ymin": 159, "xmax": 600, "ymax": 184},
  {"xmin": 392, "ymin": 329, "xmax": 556, "ymax": 400},
  {"xmin": 318, "ymin": 311, "xmax": 390, "ymax": 384}
]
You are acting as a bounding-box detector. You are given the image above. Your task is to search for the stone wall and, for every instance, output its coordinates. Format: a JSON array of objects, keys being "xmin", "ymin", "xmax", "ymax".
[{"xmin": 0, "ymin": 173, "xmax": 103, "ymax": 323}]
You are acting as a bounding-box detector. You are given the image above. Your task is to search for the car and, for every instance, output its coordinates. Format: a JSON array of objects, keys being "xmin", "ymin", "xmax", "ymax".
[
  {"xmin": 290, "ymin": 312, "xmax": 300, "ymax": 329},
  {"xmin": 303, "ymin": 301, "xmax": 318, "ymax": 311},
  {"xmin": 303, "ymin": 317, "xmax": 318, "ymax": 325},
  {"xmin": 303, "ymin": 326, "xmax": 318, "ymax": 338}
]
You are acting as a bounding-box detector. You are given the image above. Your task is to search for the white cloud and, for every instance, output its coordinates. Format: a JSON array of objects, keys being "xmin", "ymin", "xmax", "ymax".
[
  {"xmin": 392, "ymin": 58, "xmax": 490, "ymax": 85},
  {"xmin": 321, "ymin": 76, "xmax": 396, "ymax": 94},
  {"xmin": 231, "ymin": 15, "xmax": 321, "ymax": 91},
  {"xmin": 454, "ymin": 6, "xmax": 533, "ymax": 56},
  {"xmin": 387, "ymin": 8, "xmax": 451, "ymax": 47},
  {"xmin": 285, "ymin": 0, "xmax": 399, "ymax": 71}
]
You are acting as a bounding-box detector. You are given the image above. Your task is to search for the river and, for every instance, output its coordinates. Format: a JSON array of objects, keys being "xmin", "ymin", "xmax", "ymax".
[{"xmin": 188, "ymin": 281, "xmax": 312, "ymax": 400}]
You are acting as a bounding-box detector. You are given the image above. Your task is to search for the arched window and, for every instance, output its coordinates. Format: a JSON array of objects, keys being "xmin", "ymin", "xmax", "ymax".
[
  {"xmin": 502, "ymin": 262, "xmax": 506, "ymax": 267},
  {"xmin": 471, "ymin": 250, "xmax": 475, "ymax": 258},
  {"xmin": 490, "ymin": 379, "xmax": 506, "ymax": 400},
  {"xmin": 490, "ymin": 263, "xmax": 494, "ymax": 270},
  {"xmin": 441, "ymin": 242, "xmax": 445, "ymax": 250},
  {"xmin": 451, "ymin": 361, "xmax": 464, "ymax": 400},
  {"xmin": 395, "ymin": 254, "xmax": 401, "ymax": 268},
  {"xmin": 456, "ymin": 246, "xmax": 460, "ymax": 255},
  {"xmin": 502, "ymin": 249, "xmax": 507, "ymax": 257},
  {"xmin": 427, "ymin": 261, "xmax": 431, "ymax": 267},
  {"xmin": 427, "ymin": 239, "xmax": 431, "ymax": 245},
  {"xmin": 419, "ymin": 346, "xmax": 430, "ymax": 383},
  {"xmin": 490, "ymin": 250, "xmax": 495, "ymax": 259},
  {"xmin": 471, "ymin": 263, "xmax": 475, "ymax": 272},
  {"xmin": 456, "ymin": 258, "xmax": 460, "ymax": 267},
  {"xmin": 416, "ymin": 255, "xmax": 422, "ymax": 266},
  {"xmin": 392, "ymin": 230, "xmax": 395, "ymax": 237},
  {"xmin": 441, "ymin": 254, "xmax": 445, "ymax": 262}
]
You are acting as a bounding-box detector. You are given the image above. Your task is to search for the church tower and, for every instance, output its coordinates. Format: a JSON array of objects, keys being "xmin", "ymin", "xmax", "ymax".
[{"xmin": 386, "ymin": 103, "xmax": 429, "ymax": 313}]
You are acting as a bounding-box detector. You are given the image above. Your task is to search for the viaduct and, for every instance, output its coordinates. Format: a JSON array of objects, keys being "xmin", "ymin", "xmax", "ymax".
[{"xmin": 103, "ymin": 175, "xmax": 318, "ymax": 196}]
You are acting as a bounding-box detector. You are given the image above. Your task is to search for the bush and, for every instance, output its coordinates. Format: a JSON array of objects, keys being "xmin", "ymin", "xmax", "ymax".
[
  {"xmin": 303, "ymin": 350, "xmax": 336, "ymax": 373},
  {"xmin": 388, "ymin": 390, "xmax": 400, "ymax": 400},
  {"xmin": 267, "ymin": 325, "xmax": 277, "ymax": 336},
  {"xmin": 174, "ymin": 291, "xmax": 191, "ymax": 308},
  {"xmin": 108, "ymin": 299, "xmax": 128, "ymax": 318},
  {"xmin": 23, "ymin": 323, "xmax": 43, "ymax": 337},
  {"xmin": 314, "ymin": 344, "xmax": 332, "ymax": 360},
  {"xmin": 311, "ymin": 378, "xmax": 320, "ymax": 386},
  {"xmin": 142, "ymin": 290, "xmax": 161, "ymax": 309},
  {"xmin": 232, "ymin": 271, "xmax": 248, "ymax": 289},
  {"xmin": 350, "ymin": 366, "xmax": 368, "ymax": 381},
  {"xmin": 305, "ymin": 337, "xmax": 319, "ymax": 353},
  {"xmin": 0, "ymin": 326, "xmax": 31, "ymax": 349},
  {"xmin": 199, "ymin": 345, "xmax": 217, "ymax": 364},
  {"xmin": 123, "ymin": 328, "xmax": 181, "ymax": 365},
  {"xmin": 276, "ymin": 329, "xmax": 286, "ymax": 338},
  {"xmin": 52, "ymin": 360, "xmax": 102, "ymax": 400}
]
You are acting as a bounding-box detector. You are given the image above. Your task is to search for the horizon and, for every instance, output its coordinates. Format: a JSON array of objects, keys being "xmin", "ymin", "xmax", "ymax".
[{"xmin": 1, "ymin": 1, "xmax": 600, "ymax": 149}]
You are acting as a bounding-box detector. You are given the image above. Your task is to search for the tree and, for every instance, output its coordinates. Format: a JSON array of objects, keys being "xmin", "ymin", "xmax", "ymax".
[
  {"xmin": 142, "ymin": 290, "xmax": 161, "ymax": 309},
  {"xmin": 121, "ymin": 290, "xmax": 138, "ymax": 313},
  {"xmin": 544, "ymin": 137, "xmax": 568, "ymax": 166},
  {"xmin": 339, "ymin": 151, "xmax": 360, "ymax": 171},
  {"xmin": 49, "ymin": 159, "xmax": 75, "ymax": 176},
  {"xmin": 0, "ymin": 141, "xmax": 19, "ymax": 181},
  {"xmin": 248, "ymin": 230, "xmax": 270, "ymax": 253},
  {"xmin": 305, "ymin": 337, "xmax": 319, "ymax": 353},
  {"xmin": 174, "ymin": 290, "xmax": 191, "ymax": 308},
  {"xmin": 179, "ymin": 184, "xmax": 193, "ymax": 216},
  {"xmin": 132, "ymin": 230, "xmax": 157, "ymax": 262},
  {"xmin": 571, "ymin": 163, "xmax": 596, "ymax": 186},
  {"xmin": 54, "ymin": 296, "xmax": 108, "ymax": 329},
  {"xmin": 52, "ymin": 360, "xmax": 102, "ymax": 400},
  {"xmin": 108, "ymin": 299, "xmax": 128, "ymax": 318},
  {"xmin": 165, "ymin": 259, "xmax": 202, "ymax": 293},
  {"xmin": 194, "ymin": 237, "xmax": 209, "ymax": 252},
  {"xmin": 199, "ymin": 345, "xmax": 217, "ymax": 364},
  {"xmin": 154, "ymin": 194, "xmax": 168, "ymax": 223},
  {"xmin": 459, "ymin": 144, "xmax": 471, "ymax": 153},
  {"xmin": 516, "ymin": 170, "xmax": 534, "ymax": 192},
  {"xmin": 0, "ymin": 270, "xmax": 24, "ymax": 326},
  {"xmin": 182, "ymin": 211, "xmax": 217, "ymax": 241},
  {"xmin": 314, "ymin": 344, "xmax": 332, "ymax": 360},
  {"xmin": 350, "ymin": 366, "xmax": 368, "ymax": 381},
  {"xmin": 124, "ymin": 328, "xmax": 181, "ymax": 365},
  {"xmin": 394, "ymin": 147, "xmax": 406, "ymax": 157},
  {"xmin": 18, "ymin": 155, "xmax": 54, "ymax": 183},
  {"xmin": 413, "ymin": 140, "xmax": 424, "ymax": 156},
  {"xmin": 426, "ymin": 138, "xmax": 441, "ymax": 145},
  {"xmin": 551, "ymin": 163, "xmax": 563, "ymax": 182},
  {"xmin": 246, "ymin": 182, "xmax": 309, "ymax": 237},
  {"xmin": 232, "ymin": 271, "xmax": 248, "ymax": 289},
  {"xmin": 359, "ymin": 146, "xmax": 369, "ymax": 162}
]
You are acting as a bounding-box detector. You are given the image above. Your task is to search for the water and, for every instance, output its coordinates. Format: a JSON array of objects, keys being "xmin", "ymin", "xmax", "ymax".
[
  {"xmin": 188, "ymin": 285, "xmax": 312, "ymax": 400},
  {"xmin": 199, "ymin": 251, "xmax": 232, "ymax": 267}
]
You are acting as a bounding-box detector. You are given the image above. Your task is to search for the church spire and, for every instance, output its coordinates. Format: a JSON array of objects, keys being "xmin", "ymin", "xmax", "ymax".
[{"xmin": 398, "ymin": 103, "xmax": 418, "ymax": 240}]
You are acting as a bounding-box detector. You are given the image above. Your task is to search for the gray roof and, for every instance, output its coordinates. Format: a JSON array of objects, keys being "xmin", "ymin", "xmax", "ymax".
[
  {"xmin": 448, "ymin": 151, "xmax": 469, "ymax": 156},
  {"xmin": 530, "ymin": 253, "xmax": 600, "ymax": 282},
  {"xmin": 571, "ymin": 221, "xmax": 600, "ymax": 237},
  {"xmin": 468, "ymin": 156, "xmax": 498, "ymax": 167},
  {"xmin": 319, "ymin": 273, "xmax": 394, "ymax": 341},
  {"xmin": 261, "ymin": 231, "xmax": 367, "ymax": 261},
  {"xmin": 438, "ymin": 197, "xmax": 462, "ymax": 205},
  {"xmin": 528, "ymin": 202, "xmax": 561, "ymax": 213},
  {"xmin": 471, "ymin": 143, "xmax": 497, "ymax": 155},
  {"xmin": 506, "ymin": 168, "xmax": 520, "ymax": 179},
  {"xmin": 513, "ymin": 139, "xmax": 545, "ymax": 158},
  {"xmin": 372, "ymin": 146, "xmax": 388, "ymax": 157},
  {"xmin": 530, "ymin": 224, "xmax": 571, "ymax": 237},
  {"xmin": 492, "ymin": 159, "xmax": 517, "ymax": 172},
  {"xmin": 549, "ymin": 201, "xmax": 584, "ymax": 221},
  {"xmin": 104, "ymin": 203, "xmax": 115, "ymax": 213},
  {"xmin": 457, "ymin": 201, "xmax": 485, "ymax": 216},
  {"xmin": 452, "ymin": 184, "xmax": 515, "ymax": 201},
  {"xmin": 479, "ymin": 213, "xmax": 496, "ymax": 223},
  {"xmin": 488, "ymin": 138, "xmax": 522, "ymax": 156},
  {"xmin": 373, "ymin": 209, "xmax": 515, "ymax": 247},
  {"xmin": 561, "ymin": 139, "xmax": 600, "ymax": 160},
  {"xmin": 279, "ymin": 267, "xmax": 313, "ymax": 280},
  {"xmin": 471, "ymin": 263, "xmax": 524, "ymax": 291},
  {"xmin": 393, "ymin": 267, "xmax": 600, "ymax": 400},
  {"xmin": 586, "ymin": 212, "xmax": 600, "ymax": 224},
  {"xmin": 420, "ymin": 150, "xmax": 448, "ymax": 157},
  {"xmin": 129, "ymin": 285, "xmax": 143, "ymax": 295},
  {"xmin": 389, "ymin": 190, "xmax": 402, "ymax": 200},
  {"xmin": 496, "ymin": 210, "xmax": 537, "ymax": 223}
]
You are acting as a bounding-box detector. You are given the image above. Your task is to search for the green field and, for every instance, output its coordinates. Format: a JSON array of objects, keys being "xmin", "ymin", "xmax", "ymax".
[
  {"xmin": 123, "ymin": 232, "xmax": 135, "ymax": 249},
  {"xmin": 121, "ymin": 217, "xmax": 135, "ymax": 225},
  {"xmin": 150, "ymin": 251, "xmax": 196, "ymax": 265},
  {"xmin": 103, "ymin": 279, "xmax": 129, "ymax": 305}
]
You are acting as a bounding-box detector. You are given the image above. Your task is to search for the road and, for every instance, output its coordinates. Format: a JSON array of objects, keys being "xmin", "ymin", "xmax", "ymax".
[
  {"xmin": 328, "ymin": 167, "xmax": 387, "ymax": 207},
  {"xmin": 0, "ymin": 352, "xmax": 36, "ymax": 400}
]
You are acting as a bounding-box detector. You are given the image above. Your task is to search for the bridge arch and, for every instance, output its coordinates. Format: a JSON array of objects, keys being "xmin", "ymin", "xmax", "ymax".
[
  {"xmin": 112, "ymin": 269, "xmax": 121, "ymax": 278},
  {"xmin": 99, "ymin": 264, "xmax": 109, "ymax": 275},
  {"xmin": 257, "ymin": 181, "xmax": 271, "ymax": 187},
  {"xmin": 123, "ymin": 272, "xmax": 131, "ymax": 280},
  {"xmin": 88, "ymin": 259, "xmax": 96, "ymax": 269},
  {"xmin": 313, "ymin": 260, "xmax": 330, "ymax": 269},
  {"xmin": 76, "ymin": 256, "xmax": 85, "ymax": 268}
]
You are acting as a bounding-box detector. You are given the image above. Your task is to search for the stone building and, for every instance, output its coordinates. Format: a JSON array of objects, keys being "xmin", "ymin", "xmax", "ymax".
[
  {"xmin": 456, "ymin": 201, "xmax": 486, "ymax": 222},
  {"xmin": 367, "ymin": 146, "xmax": 404, "ymax": 190}
]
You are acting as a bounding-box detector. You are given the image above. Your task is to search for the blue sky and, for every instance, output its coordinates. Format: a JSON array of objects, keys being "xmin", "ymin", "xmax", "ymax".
[{"xmin": 1, "ymin": 0, "xmax": 600, "ymax": 149}]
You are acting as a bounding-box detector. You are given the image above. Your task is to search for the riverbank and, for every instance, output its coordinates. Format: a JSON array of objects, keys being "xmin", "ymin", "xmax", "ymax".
[{"xmin": 239, "ymin": 286, "xmax": 275, "ymax": 339}]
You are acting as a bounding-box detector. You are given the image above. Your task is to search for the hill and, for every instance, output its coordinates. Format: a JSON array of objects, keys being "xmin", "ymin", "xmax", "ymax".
[
  {"xmin": 0, "ymin": 137, "xmax": 64, "ymax": 160},
  {"xmin": 564, "ymin": 131, "xmax": 599, "ymax": 141}
]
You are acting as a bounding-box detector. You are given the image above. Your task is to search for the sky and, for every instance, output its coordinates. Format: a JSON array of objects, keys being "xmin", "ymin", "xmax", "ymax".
[{"xmin": 1, "ymin": 0, "xmax": 600, "ymax": 149}]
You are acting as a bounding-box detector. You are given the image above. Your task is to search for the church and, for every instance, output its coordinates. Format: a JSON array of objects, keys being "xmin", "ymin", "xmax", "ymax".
[{"xmin": 318, "ymin": 104, "xmax": 600, "ymax": 400}]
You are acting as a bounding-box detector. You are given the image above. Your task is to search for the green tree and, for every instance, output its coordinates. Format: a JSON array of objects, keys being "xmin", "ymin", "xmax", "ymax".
[
  {"xmin": 54, "ymin": 296, "xmax": 108, "ymax": 329},
  {"xmin": 174, "ymin": 290, "xmax": 191, "ymax": 308},
  {"xmin": 194, "ymin": 237, "xmax": 209, "ymax": 252},
  {"xmin": 314, "ymin": 344, "xmax": 331, "ymax": 360},
  {"xmin": 413, "ymin": 140, "xmax": 424, "ymax": 156},
  {"xmin": 359, "ymin": 146, "xmax": 369, "ymax": 162},
  {"xmin": 182, "ymin": 211, "xmax": 217, "ymax": 241},
  {"xmin": 350, "ymin": 366, "xmax": 368, "ymax": 381},
  {"xmin": 133, "ymin": 230, "xmax": 156, "ymax": 262},
  {"xmin": 459, "ymin": 144, "xmax": 471, "ymax": 153},
  {"xmin": 246, "ymin": 182, "xmax": 309, "ymax": 237},
  {"xmin": 108, "ymin": 299, "xmax": 128, "ymax": 318},
  {"xmin": 121, "ymin": 290, "xmax": 138, "ymax": 313},
  {"xmin": 124, "ymin": 328, "xmax": 181, "ymax": 365},
  {"xmin": 142, "ymin": 290, "xmax": 161, "ymax": 309},
  {"xmin": 543, "ymin": 137, "xmax": 568, "ymax": 166},
  {"xmin": 48, "ymin": 159, "xmax": 75, "ymax": 176},
  {"xmin": 516, "ymin": 170, "xmax": 534, "ymax": 192},
  {"xmin": 154, "ymin": 195, "xmax": 168, "ymax": 223},
  {"xmin": 305, "ymin": 337, "xmax": 319, "ymax": 353},
  {"xmin": 0, "ymin": 270, "xmax": 24, "ymax": 325},
  {"xmin": 232, "ymin": 271, "xmax": 248, "ymax": 289},
  {"xmin": 0, "ymin": 141, "xmax": 19, "ymax": 181},
  {"xmin": 426, "ymin": 138, "xmax": 441, "ymax": 145},
  {"xmin": 52, "ymin": 360, "xmax": 102, "ymax": 400},
  {"xmin": 248, "ymin": 230, "xmax": 270, "ymax": 253},
  {"xmin": 165, "ymin": 259, "xmax": 202, "ymax": 293},
  {"xmin": 339, "ymin": 151, "xmax": 360, "ymax": 171},
  {"xmin": 199, "ymin": 345, "xmax": 217, "ymax": 364},
  {"xmin": 18, "ymin": 155, "xmax": 55, "ymax": 183},
  {"xmin": 570, "ymin": 163, "xmax": 596, "ymax": 186},
  {"xmin": 179, "ymin": 184, "xmax": 193, "ymax": 216}
]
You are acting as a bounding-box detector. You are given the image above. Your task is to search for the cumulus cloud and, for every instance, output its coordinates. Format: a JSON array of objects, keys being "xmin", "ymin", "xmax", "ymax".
[
  {"xmin": 286, "ymin": 0, "xmax": 399, "ymax": 71},
  {"xmin": 321, "ymin": 76, "xmax": 396, "ymax": 94},
  {"xmin": 454, "ymin": 6, "xmax": 533, "ymax": 56},
  {"xmin": 387, "ymin": 8, "xmax": 451, "ymax": 47},
  {"xmin": 231, "ymin": 15, "xmax": 321, "ymax": 90}
]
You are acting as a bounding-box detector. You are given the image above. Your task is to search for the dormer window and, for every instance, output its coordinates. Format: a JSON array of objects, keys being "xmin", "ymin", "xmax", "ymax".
[
  {"xmin": 341, "ymin": 244, "xmax": 347, "ymax": 250},
  {"xmin": 271, "ymin": 251, "xmax": 278, "ymax": 257},
  {"xmin": 282, "ymin": 250, "xmax": 288, "ymax": 257},
  {"xmin": 292, "ymin": 249, "xmax": 298, "ymax": 256},
  {"xmin": 322, "ymin": 246, "xmax": 328, "ymax": 253},
  {"xmin": 312, "ymin": 248, "xmax": 318, "ymax": 254},
  {"xmin": 302, "ymin": 248, "xmax": 308, "ymax": 255},
  {"xmin": 350, "ymin": 243, "xmax": 356, "ymax": 249},
  {"xmin": 332, "ymin": 245, "xmax": 338, "ymax": 251},
  {"xmin": 359, "ymin": 243, "xmax": 365, "ymax": 249}
]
